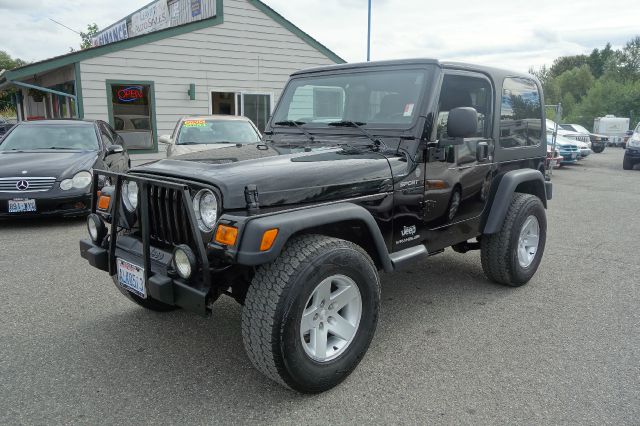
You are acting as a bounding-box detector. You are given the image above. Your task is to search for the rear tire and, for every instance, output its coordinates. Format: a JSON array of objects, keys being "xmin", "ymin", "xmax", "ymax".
[
  {"xmin": 623, "ymin": 155, "xmax": 634, "ymax": 170},
  {"xmin": 111, "ymin": 276, "xmax": 178, "ymax": 312},
  {"xmin": 242, "ymin": 234, "xmax": 380, "ymax": 393},
  {"xmin": 481, "ymin": 193, "xmax": 546, "ymax": 287}
]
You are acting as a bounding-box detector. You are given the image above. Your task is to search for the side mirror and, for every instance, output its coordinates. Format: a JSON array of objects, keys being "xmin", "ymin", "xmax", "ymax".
[
  {"xmin": 441, "ymin": 107, "xmax": 478, "ymax": 146},
  {"xmin": 105, "ymin": 144, "xmax": 124, "ymax": 155},
  {"xmin": 158, "ymin": 135, "xmax": 172, "ymax": 144}
]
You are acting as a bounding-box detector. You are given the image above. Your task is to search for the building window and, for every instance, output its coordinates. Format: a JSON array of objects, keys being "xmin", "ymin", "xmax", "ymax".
[{"xmin": 499, "ymin": 77, "xmax": 543, "ymax": 148}]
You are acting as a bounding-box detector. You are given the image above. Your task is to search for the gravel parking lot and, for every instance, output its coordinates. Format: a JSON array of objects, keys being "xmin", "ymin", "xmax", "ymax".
[{"xmin": 1, "ymin": 148, "xmax": 639, "ymax": 425}]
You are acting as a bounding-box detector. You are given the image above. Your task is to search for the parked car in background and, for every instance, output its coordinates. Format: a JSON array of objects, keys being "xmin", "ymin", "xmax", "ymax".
[
  {"xmin": 546, "ymin": 144, "xmax": 561, "ymax": 169},
  {"xmin": 0, "ymin": 117, "xmax": 16, "ymax": 136},
  {"xmin": 547, "ymin": 119, "xmax": 590, "ymax": 146},
  {"xmin": 159, "ymin": 115, "xmax": 262, "ymax": 158},
  {"xmin": 623, "ymin": 122, "xmax": 640, "ymax": 170},
  {"xmin": 624, "ymin": 130, "xmax": 634, "ymax": 147},
  {"xmin": 594, "ymin": 115, "xmax": 630, "ymax": 147},
  {"xmin": 560, "ymin": 123, "xmax": 607, "ymax": 153},
  {"xmin": 0, "ymin": 119, "xmax": 129, "ymax": 217},
  {"xmin": 548, "ymin": 134, "xmax": 579, "ymax": 165}
]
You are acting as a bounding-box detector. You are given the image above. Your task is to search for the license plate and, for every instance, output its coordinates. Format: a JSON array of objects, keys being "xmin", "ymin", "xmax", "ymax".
[
  {"xmin": 8, "ymin": 199, "xmax": 36, "ymax": 213},
  {"xmin": 571, "ymin": 153, "xmax": 577, "ymax": 159},
  {"xmin": 117, "ymin": 258, "xmax": 146, "ymax": 298}
]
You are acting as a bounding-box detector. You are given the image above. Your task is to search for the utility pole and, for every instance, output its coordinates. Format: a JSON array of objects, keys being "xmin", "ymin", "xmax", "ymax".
[{"xmin": 367, "ymin": 0, "xmax": 372, "ymax": 61}]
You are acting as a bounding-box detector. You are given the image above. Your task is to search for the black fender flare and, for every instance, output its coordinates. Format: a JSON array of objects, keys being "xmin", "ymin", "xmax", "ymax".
[
  {"xmin": 235, "ymin": 203, "xmax": 393, "ymax": 272},
  {"xmin": 483, "ymin": 169, "xmax": 550, "ymax": 235}
]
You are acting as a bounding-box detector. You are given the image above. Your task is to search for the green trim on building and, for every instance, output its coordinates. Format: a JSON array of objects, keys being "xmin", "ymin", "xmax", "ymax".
[
  {"xmin": 74, "ymin": 62, "xmax": 84, "ymax": 119},
  {"xmin": 247, "ymin": 0, "xmax": 345, "ymax": 64},
  {"xmin": 106, "ymin": 79, "xmax": 159, "ymax": 154}
]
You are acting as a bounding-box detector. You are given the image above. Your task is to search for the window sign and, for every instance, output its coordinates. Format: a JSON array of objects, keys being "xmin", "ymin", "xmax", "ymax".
[
  {"xmin": 191, "ymin": 0, "xmax": 202, "ymax": 17},
  {"xmin": 92, "ymin": 20, "xmax": 128, "ymax": 47},
  {"xmin": 131, "ymin": 0, "xmax": 171, "ymax": 37},
  {"xmin": 117, "ymin": 86, "xmax": 145, "ymax": 103}
]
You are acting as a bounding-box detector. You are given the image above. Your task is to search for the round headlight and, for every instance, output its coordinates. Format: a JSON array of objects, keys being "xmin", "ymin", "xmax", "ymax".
[
  {"xmin": 72, "ymin": 171, "xmax": 92, "ymax": 189},
  {"xmin": 122, "ymin": 180, "xmax": 139, "ymax": 212},
  {"xmin": 173, "ymin": 245, "xmax": 196, "ymax": 280},
  {"xmin": 193, "ymin": 189, "xmax": 218, "ymax": 232},
  {"xmin": 87, "ymin": 213, "xmax": 106, "ymax": 243},
  {"xmin": 60, "ymin": 179, "xmax": 73, "ymax": 191}
]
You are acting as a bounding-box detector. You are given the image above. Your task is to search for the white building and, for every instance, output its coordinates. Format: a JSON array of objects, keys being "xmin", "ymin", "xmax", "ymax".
[{"xmin": 0, "ymin": 0, "xmax": 344, "ymax": 152}]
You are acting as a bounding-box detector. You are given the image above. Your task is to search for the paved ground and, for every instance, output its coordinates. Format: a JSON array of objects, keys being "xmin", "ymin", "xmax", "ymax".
[{"xmin": 1, "ymin": 148, "xmax": 639, "ymax": 425}]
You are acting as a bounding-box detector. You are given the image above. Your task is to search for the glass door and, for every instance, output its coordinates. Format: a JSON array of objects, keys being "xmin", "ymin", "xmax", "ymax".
[{"xmin": 108, "ymin": 82, "xmax": 155, "ymax": 151}]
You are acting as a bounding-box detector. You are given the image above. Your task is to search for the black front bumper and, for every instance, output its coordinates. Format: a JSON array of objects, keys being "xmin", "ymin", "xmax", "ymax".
[
  {"xmin": 80, "ymin": 238, "xmax": 209, "ymax": 315},
  {"xmin": 625, "ymin": 147, "xmax": 640, "ymax": 160},
  {"xmin": 0, "ymin": 194, "xmax": 90, "ymax": 218}
]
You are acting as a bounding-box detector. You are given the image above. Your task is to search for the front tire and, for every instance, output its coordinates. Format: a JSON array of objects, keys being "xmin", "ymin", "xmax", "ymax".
[
  {"xmin": 592, "ymin": 145, "xmax": 605, "ymax": 153},
  {"xmin": 481, "ymin": 193, "xmax": 547, "ymax": 286},
  {"xmin": 242, "ymin": 234, "xmax": 380, "ymax": 393},
  {"xmin": 623, "ymin": 155, "xmax": 634, "ymax": 170}
]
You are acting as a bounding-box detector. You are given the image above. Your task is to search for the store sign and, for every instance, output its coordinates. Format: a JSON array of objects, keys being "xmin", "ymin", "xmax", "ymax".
[
  {"xmin": 131, "ymin": 0, "xmax": 170, "ymax": 37},
  {"xmin": 92, "ymin": 20, "xmax": 128, "ymax": 47},
  {"xmin": 117, "ymin": 86, "xmax": 145, "ymax": 103},
  {"xmin": 191, "ymin": 0, "xmax": 202, "ymax": 17}
]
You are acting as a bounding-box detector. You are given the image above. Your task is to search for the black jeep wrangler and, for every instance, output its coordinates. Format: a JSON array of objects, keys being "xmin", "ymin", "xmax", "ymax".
[{"xmin": 80, "ymin": 59, "xmax": 551, "ymax": 393}]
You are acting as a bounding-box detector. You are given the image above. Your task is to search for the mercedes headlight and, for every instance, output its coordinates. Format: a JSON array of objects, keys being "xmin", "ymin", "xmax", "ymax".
[
  {"xmin": 122, "ymin": 180, "xmax": 139, "ymax": 212},
  {"xmin": 60, "ymin": 171, "xmax": 92, "ymax": 190},
  {"xmin": 193, "ymin": 189, "xmax": 218, "ymax": 232}
]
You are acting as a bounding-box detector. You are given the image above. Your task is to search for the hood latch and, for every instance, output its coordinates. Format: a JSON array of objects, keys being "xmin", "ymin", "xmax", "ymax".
[{"xmin": 244, "ymin": 184, "xmax": 260, "ymax": 213}]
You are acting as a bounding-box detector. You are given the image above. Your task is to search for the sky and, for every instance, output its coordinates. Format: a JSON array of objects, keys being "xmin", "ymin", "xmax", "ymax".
[{"xmin": 0, "ymin": 0, "xmax": 638, "ymax": 72}]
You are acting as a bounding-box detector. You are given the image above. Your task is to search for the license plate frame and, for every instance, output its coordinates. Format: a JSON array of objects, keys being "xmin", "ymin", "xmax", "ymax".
[
  {"xmin": 8, "ymin": 198, "xmax": 37, "ymax": 213},
  {"xmin": 116, "ymin": 258, "xmax": 146, "ymax": 299}
]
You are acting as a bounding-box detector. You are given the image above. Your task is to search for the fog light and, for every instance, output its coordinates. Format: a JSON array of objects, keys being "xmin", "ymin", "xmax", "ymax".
[
  {"xmin": 87, "ymin": 213, "xmax": 106, "ymax": 243},
  {"xmin": 173, "ymin": 245, "xmax": 196, "ymax": 280}
]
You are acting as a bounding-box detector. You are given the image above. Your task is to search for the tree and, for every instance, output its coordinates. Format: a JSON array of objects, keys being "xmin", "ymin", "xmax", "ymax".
[
  {"xmin": 0, "ymin": 50, "xmax": 27, "ymax": 71},
  {"xmin": 80, "ymin": 23, "xmax": 99, "ymax": 50},
  {"xmin": 549, "ymin": 54, "xmax": 589, "ymax": 78}
]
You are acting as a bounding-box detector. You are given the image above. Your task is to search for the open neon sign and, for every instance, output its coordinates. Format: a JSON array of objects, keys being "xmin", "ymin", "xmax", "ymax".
[{"xmin": 117, "ymin": 86, "xmax": 144, "ymax": 103}]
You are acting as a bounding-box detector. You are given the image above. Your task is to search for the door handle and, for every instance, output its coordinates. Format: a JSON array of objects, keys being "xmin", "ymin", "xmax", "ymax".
[{"xmin": 477, "ymin": 141, "xmax": 489, "ymax": 162}]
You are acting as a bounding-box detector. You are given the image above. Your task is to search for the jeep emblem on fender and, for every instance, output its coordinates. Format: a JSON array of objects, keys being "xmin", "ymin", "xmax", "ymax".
[{"xmin": 16, "ymin": 180, "xmax": 29, "ymax": 191}]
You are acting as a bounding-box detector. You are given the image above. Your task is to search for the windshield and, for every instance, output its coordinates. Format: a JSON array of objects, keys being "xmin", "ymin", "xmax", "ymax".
[
  {"xmin": 176, "ymin": 119, "xmax": 261, "ymax": 145},
  {"xmin": 271, "ymin": 68, "xmax": 430, "ymax": 127},
  {"xmin": 0, "ymin": 124, "xmax": 99, "ymax": 151}
]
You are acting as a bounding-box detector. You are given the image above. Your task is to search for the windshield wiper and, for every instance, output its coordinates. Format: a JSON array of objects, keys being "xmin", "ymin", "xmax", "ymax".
[
  {"xmin": 328, "ymin": 121, "xmax": 389, "ymax": 152},
  {"xmin": 274, "ymin": 120, "xmax": 316, "ymax": 143},
  {"xmin": 46, "ymin": 147, "xmax": 79, "ymax": 150}
]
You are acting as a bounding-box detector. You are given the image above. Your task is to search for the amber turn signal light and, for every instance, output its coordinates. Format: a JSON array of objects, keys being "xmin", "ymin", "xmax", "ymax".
[
  {"xmin": 260, "ymin": 228, "xmax": 279, "ymax": 251},
  {"xmin": 98, "ymin": 195, "xmax": 111, "ymax": 210},
  {"xmin": 215, "ymin": 225, "xmax": 238, "ymax": 246}
]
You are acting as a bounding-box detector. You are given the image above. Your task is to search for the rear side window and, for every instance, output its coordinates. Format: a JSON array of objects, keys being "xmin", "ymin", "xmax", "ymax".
[{"xmin": 499, "ymin": 77, "xmax": 543, "ymax": 148}]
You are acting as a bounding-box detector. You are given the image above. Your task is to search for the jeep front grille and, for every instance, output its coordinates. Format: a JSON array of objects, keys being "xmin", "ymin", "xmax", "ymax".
[{"xmin": 148, "ymin": 185, "xmax": 194, "ymax": 247}]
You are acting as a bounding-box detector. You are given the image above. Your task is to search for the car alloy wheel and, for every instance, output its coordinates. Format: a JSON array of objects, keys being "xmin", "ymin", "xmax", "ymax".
[
  {"xmin": 300, "ymin": 274, "xmax": 363, "ymax": 362},
  {"xmin": 517, "ymin": 215, "xmax": 540, "ymax": 268}
]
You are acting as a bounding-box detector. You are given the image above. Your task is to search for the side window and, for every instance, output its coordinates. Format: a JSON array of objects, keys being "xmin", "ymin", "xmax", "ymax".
[
  {"xmin": 99, "ymin": 123, "xmax": 114, "ymax": 146},
  {"xmin": 437, "ymin": 74, "xmax": 492, "ymax": 141},
  {"xmin": 499, "ymin": 77, "xmax": 543, "ymax": 148},
  {"xmin": 105, "ymin": 123, "xmax": 122, "ymax": 145}
]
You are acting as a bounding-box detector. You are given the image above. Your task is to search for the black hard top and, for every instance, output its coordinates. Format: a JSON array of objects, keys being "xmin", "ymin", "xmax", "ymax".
[{"xmin": 291, "ymin": 58, "xmax": 534, "ymax": 81}]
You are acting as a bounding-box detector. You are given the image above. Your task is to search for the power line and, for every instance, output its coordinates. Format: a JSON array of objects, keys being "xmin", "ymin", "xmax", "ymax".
[{"xmin": 48, "ymin": 18, "xmax": 81, "ymax": 35}]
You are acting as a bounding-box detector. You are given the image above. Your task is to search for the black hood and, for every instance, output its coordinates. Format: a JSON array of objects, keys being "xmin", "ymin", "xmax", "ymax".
[
  {"xmin": 135, "ymin": 143, "xmax": 395, "ymax": 210},
  {"xmin": 0, "ymin": 150, "xmax": 98, "ymax": 180}
]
